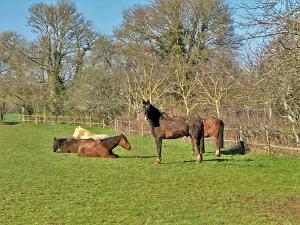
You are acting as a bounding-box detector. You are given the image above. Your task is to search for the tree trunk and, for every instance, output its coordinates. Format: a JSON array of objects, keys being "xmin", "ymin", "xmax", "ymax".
[
  {"xmin": 49, "ymin": 70, "xmax": 64, "ymax": 115},
  {"xmin": 215, "ymin": 99, "xmax": 220, "ymax": 118}
]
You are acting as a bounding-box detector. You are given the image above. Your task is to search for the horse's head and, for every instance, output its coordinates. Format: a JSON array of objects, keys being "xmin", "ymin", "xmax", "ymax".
[
  {"xmin": 120, "ymin": 133, "xmax": 131, "ymax": 150},
  {"xmin": 142, "ymin": 99, "xmax": 161, "ymax": 126},
  {"xmin": 53, "ymin": 137, "xmax": 62, "ymax": 152},
  {"xmin": 142, "ymin": 99, "xmax": 151, "ymax": 120}
]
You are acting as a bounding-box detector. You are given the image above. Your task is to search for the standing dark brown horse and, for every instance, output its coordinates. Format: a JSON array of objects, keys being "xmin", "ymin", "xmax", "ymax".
[
  {"xmin": 203, "ymin": 117, "xmax": 224, "ymax": 157},
  {"xmin": 142, "ymin": 100, "xmax": 205, "ymax": 164},
  {"xmin": 78, "ymin": 133, "xmax": 131, "ymax": 158}
]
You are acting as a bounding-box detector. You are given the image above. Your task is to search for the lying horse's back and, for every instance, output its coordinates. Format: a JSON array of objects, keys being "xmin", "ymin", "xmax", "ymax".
[
  {"xmin": 53, "ymin": 138, "xmax": 94, "ymax": 153},
  {"xmin": 77, "ymin": 139, "xmax": 111, "ymax": 157},
  {"xmin": 78, "ymin": 134, "xmax": 131, "ymax": 158}
]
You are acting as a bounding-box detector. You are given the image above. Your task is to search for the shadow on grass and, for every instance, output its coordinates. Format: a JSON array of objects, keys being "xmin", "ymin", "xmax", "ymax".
[
  {"xmin": 161, "ymin": 158, "xmax": 233, "ymax": 165},
  {"xmin": 119, "ymin": 155, "xmax": 156, "ymax": 159},
  {"xmin": 221, "ymin": 141, "xmax": 248, "ymax": 155},
  {"xmin": 1, "ymin": 122, "xmax": 19, "ymax": 125}
]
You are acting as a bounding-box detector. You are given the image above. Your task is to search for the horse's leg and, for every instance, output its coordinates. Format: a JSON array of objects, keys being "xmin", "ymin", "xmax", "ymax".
[
  {"xmin": 109, "ymin": 150, "xmax": 119, "ymax": 158},
  {"xmin": 215, "ymin": 121, "xmax": 224, "ymax": 157},
  {"xmin": 108, "ymin": 153, "xmax": 119, "ymax": 158},
  {"xmin": 214, "ymin": 135, "xmax": 221, "ymax": 157},
  {"xmin": 196, "ymin": 123, "xmax": 205, "ymax": 163},
  {"xmin": 192, "ymin": 136, "xmax": 202, "ymax": 164},
  {"xmin": 154, "ymin": 137, "xmax": 162, "ymax": 164},
  {"xmin": 190, "ymin": 136, "xmax": 196, "ymax": 155}
]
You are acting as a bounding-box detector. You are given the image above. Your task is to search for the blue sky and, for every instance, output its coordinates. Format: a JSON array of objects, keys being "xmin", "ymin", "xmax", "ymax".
[
  {"xmin": 0, "ymin": 0, "xmax": 149, "ymax": 40},
  {"xmin": 0, "ymin": 0, "xmax": 256, "ymax": 41}
]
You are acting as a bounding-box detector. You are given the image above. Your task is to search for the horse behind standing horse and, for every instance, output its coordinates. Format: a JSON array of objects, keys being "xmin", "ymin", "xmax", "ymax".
[
  {"xmin": 142, "ymin": 100, "xmax": 205, "ymax": 164},
  {"xmin": 203, "ymin": 117, "xmax": 224, "ymax": 157},
  {"xmin": 173, "ymin": 115, "xmax": 224, "ymax": 157}
]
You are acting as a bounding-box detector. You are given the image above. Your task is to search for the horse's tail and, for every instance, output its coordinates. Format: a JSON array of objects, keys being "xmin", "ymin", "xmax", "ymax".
[
  {"xmin": 200, "ymin": 121, "xmax": 205, "ymax": 154},
  {"xmin": 218, "ymin": 120, "xmax": 224, "ymax": 149}
]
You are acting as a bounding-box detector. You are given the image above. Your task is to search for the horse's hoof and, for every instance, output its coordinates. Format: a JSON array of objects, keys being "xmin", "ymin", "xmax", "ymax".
[
  {"xmin": 155, "ymin": 159, "xmax": 161, "ymax": 165},
  {"xmin": 215, "ymin": 151, "xmax": 221, "ymax": 157},
  {"xmin": 196, "ymin": 154, "xmax": 203, "ymax": 164}
]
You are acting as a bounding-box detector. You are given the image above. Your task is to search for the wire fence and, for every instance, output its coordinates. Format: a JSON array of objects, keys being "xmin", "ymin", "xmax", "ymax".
[
  {"xmin": 15, "ymin": 114, "xmax": 300, "ymax": 156},
  {"xmin": 19, "ymin": 114, "xmax": 106, "ymax": 127}
]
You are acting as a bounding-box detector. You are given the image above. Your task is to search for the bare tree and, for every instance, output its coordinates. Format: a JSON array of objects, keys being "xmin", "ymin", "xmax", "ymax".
[
  {"xmin": 115, "ymin": 46, "xmax": 171, "ymax": 116},
  {"xmin": 167, "ymin": 59, "xmax": 201, "ymax": 115},
  {"xmin": 114, "ymin": 0, "xmax": 238, "ymax": 117},
  {"xmin": 26, "ymin": 0, "xmax": 96, "ymax": 115},
  {"xmin": 115, "ymin": 0, "xmax": 237, "ymax": 62},
  {"xmin": 67, "ymin": 67, "xmax": 123, "ymax": 121},
  {"xmin": 239, "ymin": 0, "xmax": 300, "ymax": 143},
  {"xmin": 0, "ymin": 32, "xmax": 48, "ymax": 116}
]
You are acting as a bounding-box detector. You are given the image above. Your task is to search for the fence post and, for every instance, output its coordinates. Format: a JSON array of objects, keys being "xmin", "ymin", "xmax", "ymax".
[
  {"xmin": 235, "ymin": 129, "xmax": 239, "ymax": 146},
  {"xmin": 114, "ymin": 118, "xmax": 117, "ymax": 131},
  {"xmin": 89, "ymin": 117, "xmax": 92, "ymax": 127},
  {"xmin": 239, "ymin": 126, "xmax": 243, "ymax": 143},
  {"xmin": 141, "ymin": 121, "xmax": 144, "ymax": 137},
  {"xmin": 265, "ymin": 126, "xmax": 271, "ymax": 156},
  {"xmin": 102, "ymin": 119, "xmax": 105, "ymax": 128},
  {"xmin": 35, "ymin": 115, "xmax": 38, "ymax": 125}
]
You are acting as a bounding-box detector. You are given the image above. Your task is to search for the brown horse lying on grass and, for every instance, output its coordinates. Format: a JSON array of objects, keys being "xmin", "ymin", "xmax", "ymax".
[
  {"xmin": 78, "ymin": 133, "xmax": 131, "ymax": 158},
  {"xmin": 53, "ymin": 134, "xmax": 131, "ymax": 158},
  {"xmin": 53, "ymin": 137, "xmax": 86, "ymax": 153}
]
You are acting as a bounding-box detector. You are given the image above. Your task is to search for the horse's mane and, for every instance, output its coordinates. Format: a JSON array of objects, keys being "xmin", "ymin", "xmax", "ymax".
[
  {"xmin": 100, "ymin": 135, "xmax": 121, "ymax": 146},
  {"xmin": 148, "ymin": 104, "xmax": 163, "ymax": 127}
]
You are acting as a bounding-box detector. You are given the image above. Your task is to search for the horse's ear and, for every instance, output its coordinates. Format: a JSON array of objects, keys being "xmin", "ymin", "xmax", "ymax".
[{"xmin": 142, "ymin": 99, "xmax": 146, "ymax": 104}]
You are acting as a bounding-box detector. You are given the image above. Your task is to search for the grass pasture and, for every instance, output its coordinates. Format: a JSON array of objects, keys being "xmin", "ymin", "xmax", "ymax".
[{"xmin": 0, "ymin": 124, "xmax": 299, "ymax": 225}]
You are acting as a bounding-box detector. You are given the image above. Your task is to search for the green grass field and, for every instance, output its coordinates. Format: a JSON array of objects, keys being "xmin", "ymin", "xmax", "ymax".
[{"xmin": 0, "ymin": 124, "xmax": 299, "ymax": 225}]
